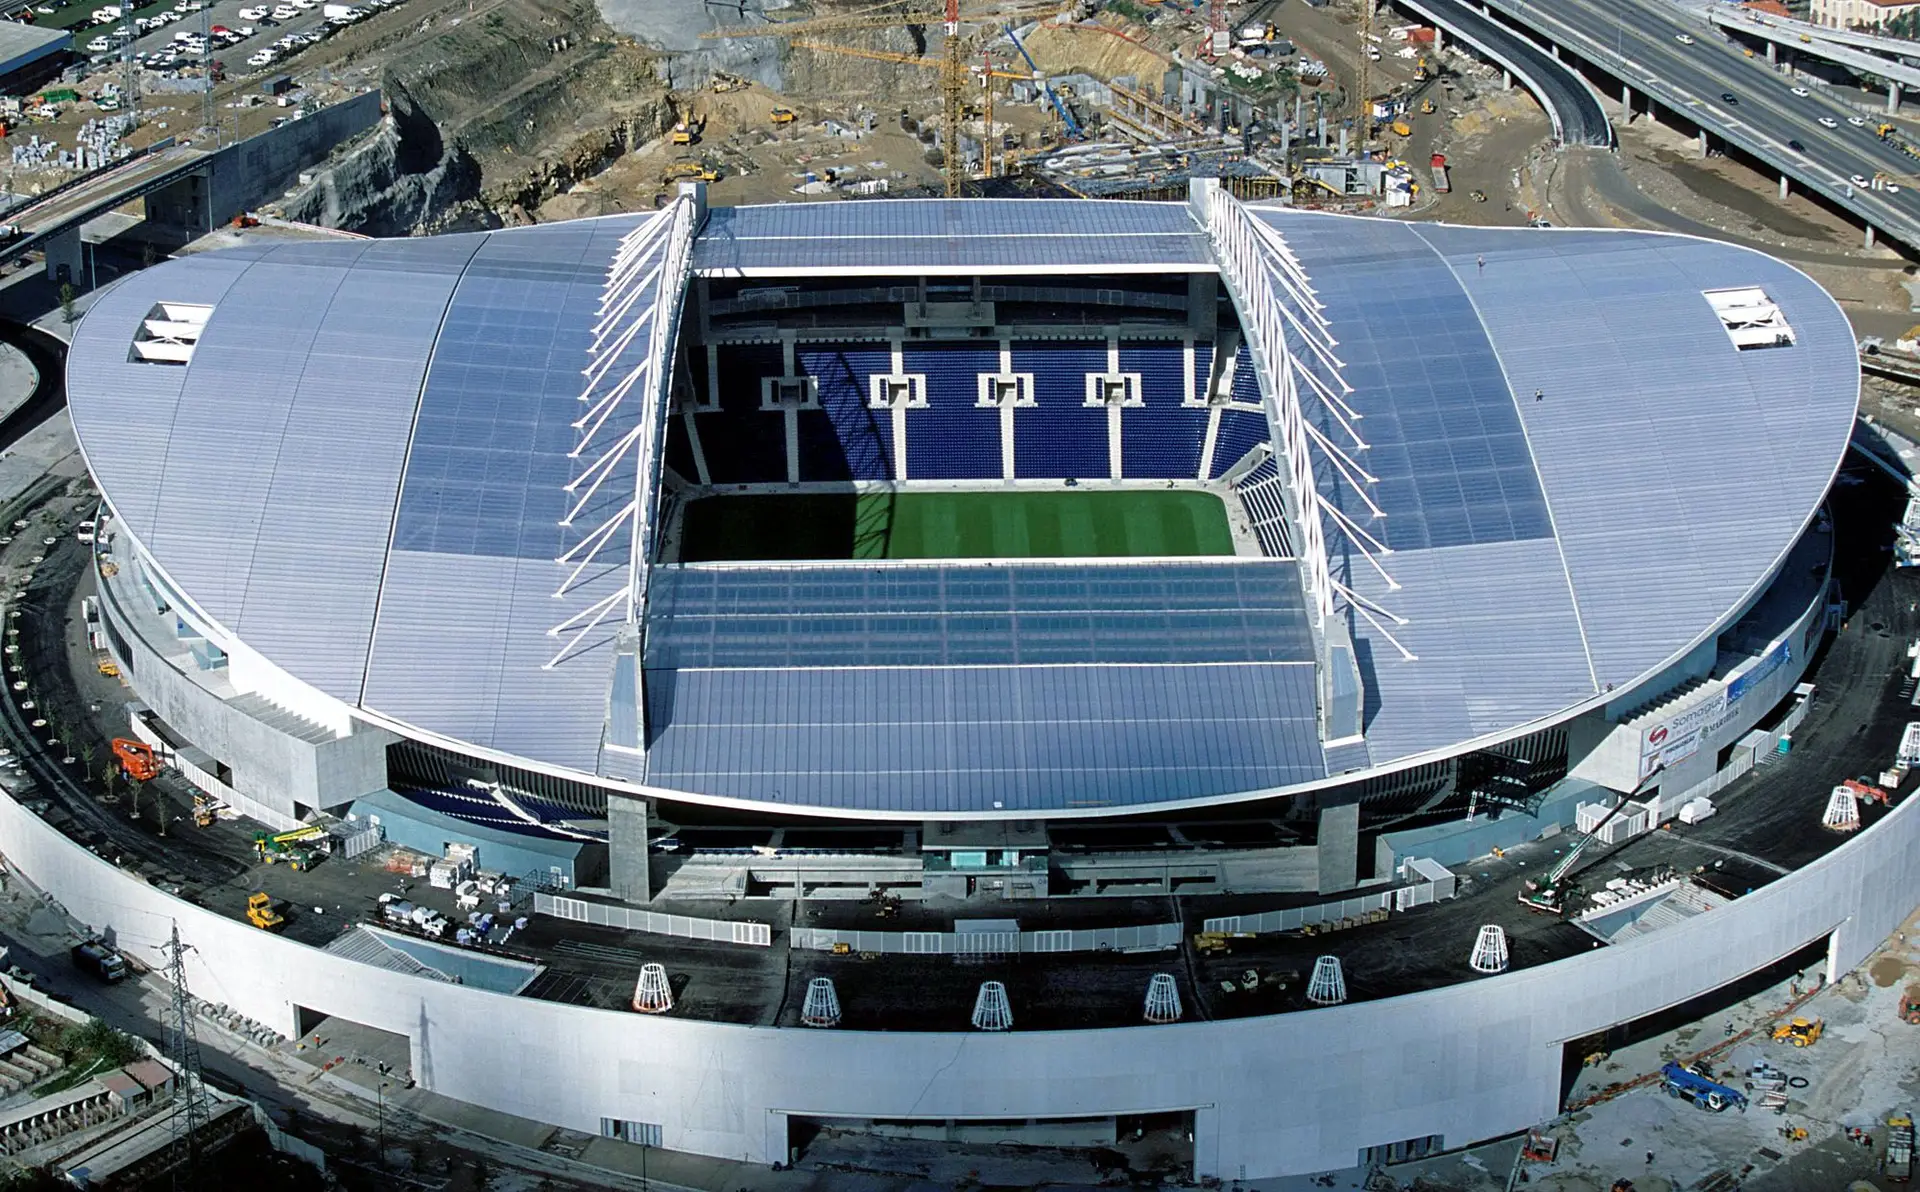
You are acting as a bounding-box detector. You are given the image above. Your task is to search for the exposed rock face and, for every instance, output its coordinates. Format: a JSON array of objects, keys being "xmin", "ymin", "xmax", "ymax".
[{"xmin": 282, "ymin": 0, "xmax": 669, "ymax": 233}]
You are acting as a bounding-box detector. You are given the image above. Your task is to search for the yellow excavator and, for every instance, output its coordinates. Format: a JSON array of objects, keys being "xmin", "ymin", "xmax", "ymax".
[{"xmin": 663, "ymin": 162, "xmax": 719, "ymax": 183}]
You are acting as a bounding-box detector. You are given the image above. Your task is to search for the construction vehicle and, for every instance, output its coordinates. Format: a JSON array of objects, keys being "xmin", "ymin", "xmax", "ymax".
[
  {"xmin": 769, "ymin": 106, "xmax": 796, "ymax": 124},
  {"xmin": 1889, "ymin": 1111, "xmax": 1915, "ymax": 1182},
  {"xmin": 1389, "ymin": 118, "xmax": 1412, "ymax": 137},
  {"xmin": 191, "ymin": 794, "xmax": 216, "ymax": 828},
  {"xmin": 1520, "ymin": 771, "xmax": 1662, "ymax": 913},
  {"xmin": 110, "ymin": 737, "xmax": 160, "ymax": 781},
  {"xmin": 662, "ymin": 162, "xmax": 719, "ymax": 183},
  {"xmin": 1778, "ymin": 1124, "xmax": 1809, "ymax": 1142},
  {"xmin": 246, "ymin": 892, "xmax": 285, "ymax": 931},
  {"xmin": 70, "ymin": 939, "xmax": 127, "ymax": 983},
  {"xmin": 1429, "ymin": 152, "xmax": 1450, "ymax": 193},
  {"xmin": 1192, "ymin": 931, "xmax": 1255, "ymax": 955},
  {"xmin": 1771, "ymin": 1016, "xmax": 1823, "ymax": 1047},
  {"xmin": 254, "ymin": 825, "xmax": 327, "ymax": 871},
  {"xmin": 1420, "ymin": 96, "xmax": 1436, "ymax": 114},
  {"xmin": 669, "ymin": 114, "xmax": 703, "ymax": 146},
  {"xmin": 1006, "ymin": 22, "xmax": 1083, "ymax": 141},
  {"xmin": 1901, "ymin": 982, "xmax": 1920, "ymax": 1024},
  {"xmin": 1844, "ymin": 777, "xmax": 1891, "ymax": 806},
  {"xmin": 95, "ymin": 654, "xmax": 119, "ymax": 678},
  {"xmin": 709, "ymin": 71, "xmax": 746, "ymax": 93},
  {"xmin": 1660, "ymin": 1061, "xmax": 1748, "ymax": 1112}
]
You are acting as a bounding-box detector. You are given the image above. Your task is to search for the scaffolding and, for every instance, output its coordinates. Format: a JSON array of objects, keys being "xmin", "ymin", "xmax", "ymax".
[
  {"xmin": 971, "ymin": 980, "xmax": 1014, "ymax": 1031},
  {"xmin": 632, "ymin": 963, "xmax": 674, "ymax": 1013},
  {"xmin": 1305, "ymin": 955, "xmax": 1346, "ymax": 1005},
  {"xmin": 1143, "ymin": 973, "xmax": 1183, "ymax": 1024},
  {"xmin": 1468, "ymin": 925, "xmax": 1510, "ymax": 974},
  {"xmin": 801, "ymin": 978, "xmax": 842, "ymax": 1028}
]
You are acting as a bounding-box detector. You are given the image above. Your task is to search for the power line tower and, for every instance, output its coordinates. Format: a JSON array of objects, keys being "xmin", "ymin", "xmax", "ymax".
[
  {"xmin": 1354, "ymin": 0, "xmax": 1375, "ymax": 150},
  {"xmin": 943, "ymin": 0, "xmax": 965, "ymax": 196},
  {"xmin": 200, "ymin": 6, "xmax": 217, "ymax": 146},
  {"xmin": 161, "ymin": 922, "xmax": 208, "ymax": 1181},
  {"xmin": 119, "ymin": 21, "xmax": 139, "ymax": 136}
]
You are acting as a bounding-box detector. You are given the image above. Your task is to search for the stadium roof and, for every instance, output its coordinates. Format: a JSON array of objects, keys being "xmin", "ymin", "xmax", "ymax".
[{"xmin": 65, "ymin": 200, "xmax": 1857, "ymax": 818}]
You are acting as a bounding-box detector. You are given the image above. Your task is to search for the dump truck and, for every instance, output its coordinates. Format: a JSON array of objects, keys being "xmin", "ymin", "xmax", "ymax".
[
  {"xmin": 1890, "ymin": 1111, "xmax": 1915, "ymax": 1182},
  {"xmin": 71, "ymin": 939, "xmax": 127, "ymax": 983},
  {"xmin": 1661, "ymin": 1061, "xmax": 1747, "ymax": 1112},
  {"xmin": 1429, "ymin": 152, "xmax": 1450, "ymax": 193},
  {"xmin": 1772, "ymin": 1016, "xmax": 1823, "ymax": 1047},
  {"xmin": 246, "ymin": 892, "xmax": 284, "ymax": 931}
]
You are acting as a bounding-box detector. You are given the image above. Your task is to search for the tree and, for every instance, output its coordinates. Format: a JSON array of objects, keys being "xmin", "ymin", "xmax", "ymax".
[
  {"xmin": 57, "ymin": 283, "xmax": 75, "ymax": 325},
  {"xmin": 77, "ymin": 741, "xmax": 94, "ymax": 781}
]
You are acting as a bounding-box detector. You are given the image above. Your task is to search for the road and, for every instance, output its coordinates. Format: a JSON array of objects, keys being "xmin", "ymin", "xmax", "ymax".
[
  {"xmin": 1, "ymin": 146, "xmax": 207, "ymax": 265},
  {"xmin": 1477, "ymin": 0, "xmax": 1920, "ymax": 249},
  {"xmin": 1394, "ymin": 0, "xmax": 1611, "ymax": 145}
]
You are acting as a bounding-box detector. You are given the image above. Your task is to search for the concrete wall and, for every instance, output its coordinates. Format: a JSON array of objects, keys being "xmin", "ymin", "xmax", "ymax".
[
  {"xmin": 147, "ymin": 91, "xmax": 385, "ymax": 232},
  {"xmin": 4, "ymin": 736, "xmax": 1917, "ymax": 1181},
  {"xmin": 97, "ymin": 562, "xmax": 390, "ymax": 822}
]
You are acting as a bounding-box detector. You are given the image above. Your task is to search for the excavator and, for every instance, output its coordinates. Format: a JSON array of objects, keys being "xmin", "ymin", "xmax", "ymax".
[{"xmin": 110, "ymin": 738, "xmax": 160, "ymax": 782}]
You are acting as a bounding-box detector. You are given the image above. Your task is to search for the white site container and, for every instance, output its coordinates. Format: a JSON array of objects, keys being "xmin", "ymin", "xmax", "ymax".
[{"xmin": 1679, "ymin": 797, "xmax": 1717, "ymax": 825}]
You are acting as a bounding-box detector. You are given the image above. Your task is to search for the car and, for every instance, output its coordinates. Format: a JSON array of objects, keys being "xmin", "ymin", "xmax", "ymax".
[
  {"xmin": 1791, "ymin": 86, "xmax": 1809, "ymax": 97},
  {"xmin": 1849, "ymin": 115, "xmax": 1866, "ymax": 126},
  {"xmin": 1818, "ymin": 116, "xmax": 1837, "ymax": 128},
  {"xmin": 1852, "ymin": 173, "xmax": 1871, "ymax": 187},
  {"xmin": 1676, "ymin": 32, "xmax": 1695, "ymax": 44},
  {"xmin": 246, "ymin": 49, "xmax": 274, "ymax": 65},
  {"xmin": 270, "ymin": 5, "xmax": 294, "ymax": 17},
  {"xmin": 237, "ymin": 4, "xmax": 266, "ymax": 15},
  {"xmin": 1720, "ymin": 92, "xmax": 1738, "ymax": 104},
  {"xmin": 84, "ymin": 35, "xmax": 108, "ymax": 50},
  {"xmin": 290, "ymin": 0, "xmax": 315, "ymax": 8},
  {"xmin": 1787, "ymin": 138, "xmax": 1805, "ymax": 152},
  {"xmin": 209, "ymin": 23, "xmax": 229, "ymax": 33},
  {"xmin": 1891, "ymin": 183, "xmax": 1904, "ymax": 193}
]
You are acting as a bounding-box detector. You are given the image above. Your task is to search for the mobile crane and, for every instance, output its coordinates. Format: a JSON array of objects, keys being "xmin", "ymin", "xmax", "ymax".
[
  {"xmin": 254, "ymin": 825, "xmax": 328, "ymax": 871},
  {"xmin": 110, "ymin": 738, "xmax": 160, "ymax": 782},
  {"xmin": 1519, "ymin": 771, "xmax": 1660, "ymax": 914}
]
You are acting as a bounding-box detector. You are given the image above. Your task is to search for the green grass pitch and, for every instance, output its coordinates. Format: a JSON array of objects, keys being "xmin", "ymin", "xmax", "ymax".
[{"xmin": 678, "ymin": 490, "xmax": 1236, "ymax": 562}]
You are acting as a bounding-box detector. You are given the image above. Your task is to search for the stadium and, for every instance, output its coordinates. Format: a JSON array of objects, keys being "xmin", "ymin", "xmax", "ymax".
[{"xmin": 29, "ymin": 181, "xmax": 1912, "ymax": 1181}]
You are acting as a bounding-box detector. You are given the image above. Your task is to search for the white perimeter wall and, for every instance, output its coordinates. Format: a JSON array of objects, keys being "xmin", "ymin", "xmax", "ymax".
[{"xmin": 3, "ymin": 763, "xmax": 1917, "ymax": 1179}]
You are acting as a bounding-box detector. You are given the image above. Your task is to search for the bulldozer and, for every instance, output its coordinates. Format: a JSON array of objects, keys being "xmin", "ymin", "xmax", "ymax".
[
  {"xmin": 709, "ymin": 71, "xmax": 746, "ymax": 93},
  {"xmin": 1772, "ymin": 1016, "xmax": 1824, "ymax": 1047},
  {"xmin": 246, "ymin": 892, "xmax": 284, "ymax": 931},
  {"xmin": 770, "ymin": 106, "xmax": 796, "ymax": 124}
]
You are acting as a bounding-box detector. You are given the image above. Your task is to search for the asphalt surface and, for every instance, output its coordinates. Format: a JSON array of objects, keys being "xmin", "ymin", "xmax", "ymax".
[
  {"xmin": 1394, "ymin": 0, "xmax": 1611, "ymax": 146},
  {"xmin": 1479, "ymin": 0, "xmax": 1920, "ymax": 248}
]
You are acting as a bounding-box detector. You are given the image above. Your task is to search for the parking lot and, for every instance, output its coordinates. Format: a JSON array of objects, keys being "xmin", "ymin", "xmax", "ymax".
[{"xmin": 31, "ymin": 0, "xmax": 406, "ymax": 84}]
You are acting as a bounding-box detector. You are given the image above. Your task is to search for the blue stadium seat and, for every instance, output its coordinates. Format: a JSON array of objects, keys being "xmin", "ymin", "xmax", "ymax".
[
  {"xmin": 1212, "ymin": 408, "xmax": 1270, "ymax": 479},
  {"xmin": 1011, "ymin": 340, "xmax": 1108, "ymax": 479},
  {"xmin": 389, "ymin": 784, "xmax": 580, "ymax": 840},
  {"xmin": 796, "ymin": 344, "xmax": 894, "ymax": 481},
  {"xmin": 1230, "ymin": 341, "xmax": 1261, "ymax": 405},
  {"xmin": 1119, "ymin": 341, "xmax": 1207, "ymax": 480},
  {"xmin": 904, "ymin": 344, "xmax": 1001, "ymax": 480}
]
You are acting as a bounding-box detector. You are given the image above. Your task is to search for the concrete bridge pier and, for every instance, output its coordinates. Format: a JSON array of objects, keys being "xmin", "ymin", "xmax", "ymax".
[
  {"xmin": 1867, "ymin": 223, "xmax": 1879, "ymax": 249},
  {"xmin": 1698, "ymin": 129, "xmax": 1710, "ymax": 158},
  {"xmin": 1622, "ymin": 85, "xmax": 1632, "ymax": 123},
  {"xmin": 41, "ymin": 228, "xmax": 79, "ymax": 286},
  {"xmin": 1432, "ymin": 27, "xmax": 1443, "ymax": 52},
  {"xmin": 143, "ymin": 169, "xmax": 213, "ymax": 240},
  {"xmin": 1502, "ymin": 69, "xmax": 1512, "ymax": 90},
  {"xmin": 1890, "ymin": 80, "xmax": 1902, "ymax": 115},
  {"xmin": 1780, "ymin": 173, "xmax": 1790, "ymax": 200},
  {"xmin": 1766, "ymin": 41, "xmax": 1777, "ymax": 65}
]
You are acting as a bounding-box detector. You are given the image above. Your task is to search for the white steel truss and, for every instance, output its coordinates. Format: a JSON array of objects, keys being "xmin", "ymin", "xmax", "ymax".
[
  {"xmin": 1203, "ymin": 186, "xmax": 1413, "ymax": 662},
  {"xmin": 547, "ymin": 199, "xmax": 700, "ymax": 668}
]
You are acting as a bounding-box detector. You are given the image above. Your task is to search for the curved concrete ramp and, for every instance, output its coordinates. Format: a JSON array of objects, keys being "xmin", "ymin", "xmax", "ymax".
[{"xmin": 1394, "ymin": 0, "xmax": 1612, "ymax": 147}]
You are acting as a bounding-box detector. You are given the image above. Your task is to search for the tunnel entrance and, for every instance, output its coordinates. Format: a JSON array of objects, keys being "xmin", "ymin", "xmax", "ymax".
[{"xmin": 785, "ymin": 1110, "xmax": 1196, "ymax": 1185}]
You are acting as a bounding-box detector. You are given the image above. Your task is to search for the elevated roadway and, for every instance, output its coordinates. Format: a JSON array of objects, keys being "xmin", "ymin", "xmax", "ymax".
[
  {"xmin": 1453, "ymin": 0, "xmax": 1920, "ymax": 250},
  {"xmin": 1385, "ymin": 0, "xmax": 1612, "ymax": 145},
  {"xmin": 1705, "ymin": 4, "xmax": 1920, "ymax": 105},
  {"xmin": 0, "ymin": 143, "xmax": 209, "ymax": 274}
]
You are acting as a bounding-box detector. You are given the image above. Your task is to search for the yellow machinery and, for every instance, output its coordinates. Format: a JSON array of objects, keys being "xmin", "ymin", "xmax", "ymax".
[
  {"xmin": 1772, "ymin": 1016, "xmax": 1824, "ymax": 1047},
  {"xmin": 1420, "ymin": 97, "xmax": 1436, "ymax": 114},
  {"xmin": 669, "ymin": 123, "xmax": 700, "ymax": 146},
  {"xmin": 1389, "ymin": 119, "xmax": 1413, "ymax": 137},
  {"xmin": 663, "ymin": 162, "xmax": 719, "ymax": 183},
  {"xmin": 191, "ymin": 795, "xmax": 216, "ymax": 828},
  {"xmin": 246, "ymin": 892, "xmax": 284, "ymax": 931},
  {"xmin": 770, "ymin": 106, "xmax": 796, "ymax": 124},
  {"xmin": 709, "ymin": 72, "xmax": 746, "ymax": 93},
  {"xmin": 96, "ymin": 657, "xmax": 119, "ymax": 678}
]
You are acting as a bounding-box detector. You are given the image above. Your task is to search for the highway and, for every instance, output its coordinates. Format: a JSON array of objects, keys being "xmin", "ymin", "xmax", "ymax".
[{"xmin": 1471, "ymin": 0, "xmax": 1920, "ymax": 249}]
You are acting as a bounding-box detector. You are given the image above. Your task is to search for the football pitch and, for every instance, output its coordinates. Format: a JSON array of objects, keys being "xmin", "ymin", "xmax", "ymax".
[{"xmin": 678, "ymin": 490, "xmax": 1236, "ymax": 561}]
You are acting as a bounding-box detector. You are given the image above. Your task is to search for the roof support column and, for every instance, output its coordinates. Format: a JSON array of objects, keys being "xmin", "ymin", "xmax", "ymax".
[{"xmin": 608, "ymin": 794, "xmax": 651, "ymax": 905}]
